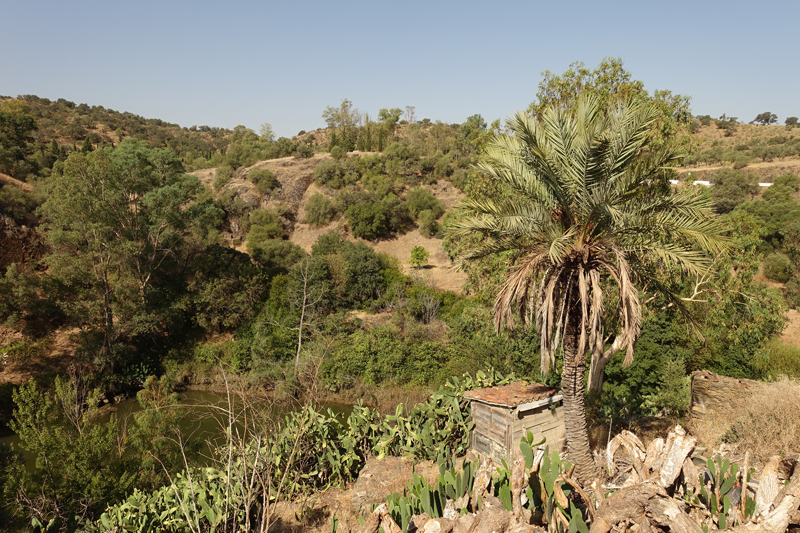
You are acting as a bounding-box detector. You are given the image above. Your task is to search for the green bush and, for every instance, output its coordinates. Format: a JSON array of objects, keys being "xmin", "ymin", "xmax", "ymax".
[
  {"xmin": 362, "ymin": 172, "xmax": 398, "ymax": 197},
  {"xmin": 406, "ymin": 186, "xmax": 444, "ymax": 218},
  {"xmin": 304, "ymin": 192, "xmax": 337, "ymax": 226},
  {"xmin": 763, "ymin": 252, "xmax": 792, "ymax": 282},
  {"xmin": 329, "ymin": 145, "xmax": 344, "ymax": 160},
  {"xmin": 0, "ymin": 184, "xmax": 38, "ymax": 223},
  {"xmin": 248, "ymin": 168, "xmax": 278, "ymax": 195},
  {"xmin": 213, "ymin": 164, "xmax": 233, "ymax": 191},
  {"xmin": 247, "ymin": 238, "xmax": 306, "ymax": 271},
  {"xmin": 313, "ymin": 158, "xmax": 350, "ymax": 188},
  {"xmin": 345, "ymin": 195, "xmax": 410, "ymax": 239},
  {"xmin": 294, "ymin": 141, "xmax": 314, "ymax": 158},
  {"xmin": 418, "ymin": 209, "xmax": 440, "ymax": 237}
]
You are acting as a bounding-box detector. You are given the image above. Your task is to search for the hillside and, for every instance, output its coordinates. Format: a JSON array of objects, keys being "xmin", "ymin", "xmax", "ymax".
[
  {"xmin": 677, "ymin": 121, "xmax": 800, "ymax": 181},
  {"xmin": 191, "ymin": 153, "xmax": 469, "ymax": 292}
]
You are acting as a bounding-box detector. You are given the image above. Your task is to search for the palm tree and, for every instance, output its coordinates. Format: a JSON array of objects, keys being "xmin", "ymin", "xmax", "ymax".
[{"xmin": 450, "ymin": 96, "xmax": 727, "ymax": 482}]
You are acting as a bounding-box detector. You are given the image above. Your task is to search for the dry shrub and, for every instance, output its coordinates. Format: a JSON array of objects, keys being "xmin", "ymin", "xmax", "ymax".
[{"xmin": 702, "ymin": 377, "xmax": 800, "ymax": 464}]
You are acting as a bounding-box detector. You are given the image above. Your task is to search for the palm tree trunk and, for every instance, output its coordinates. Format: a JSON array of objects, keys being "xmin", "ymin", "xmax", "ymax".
[{"xmin": 561, "ymin": 300, "xmax": 601, "ymax": 483}]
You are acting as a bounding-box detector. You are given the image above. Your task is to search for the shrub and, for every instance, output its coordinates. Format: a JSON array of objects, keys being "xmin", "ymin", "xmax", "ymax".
[
  {"xmin": 247, "ymin": 238, "xmax": 306, "ymax": 270},
  {"xmin": 0, "ymin": 184, "xmax": 38, "ymax": 224},
  {"xmin": 732, "ymin": 155, "xmax": 750, "ymax": 169},
  {"xmin": 213, "ymin": 164, "xmax": 233, "ymax": 191},
  {"xmin": 762, "ymin": 252, "xmax": 792, "ymax": 282},
  {"xmin": 246, "ymin": 209, "xmax": 283, "ymax": 241},
  {"xmin": 329, "ymin": 145, "xmax": 344, "ymax": 160},
  {"xmin": 294, "ymin": 141, "xmax": 314, "ymax": 158},
  {"xmin": 417, "ymin": 209, "xmax": 440, "ymax": 237},
  {"xmin": 345, "ymin": 195, "xmax": 410, "ymax": 240},
  {"xmin": 304, "ymin": 193, "xmax": 337, "ymax": 226},
  {"xmin": 248, "ymin": 168, "xmax": 278, "ymax": 195},
  {"xmin": 406, "ymin": 187, "xmax": 444, "ymax": 218},
  {"xmin": 313, "ymin": 158, "xmax": 354, "ymax": 189},
  {"xmin": 362, "ymin": 172, "xmax": 397, "ymax": 198}
]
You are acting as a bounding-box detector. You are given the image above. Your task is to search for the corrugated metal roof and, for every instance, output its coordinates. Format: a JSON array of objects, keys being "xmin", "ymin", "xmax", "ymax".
[{"xmin": 464, "ymin": 381, "xmax": 560, "ymax": 408}]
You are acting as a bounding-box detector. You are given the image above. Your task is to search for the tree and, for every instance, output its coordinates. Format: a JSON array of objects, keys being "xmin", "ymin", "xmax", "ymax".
[
  {"xmin": 259, "ymin": 122, "xmax": 275, "ymax": 142},
  {"xmin": 450, "ymin": 96, "xmax": 726, "ymax": 481},
  {"xmin": 528, "ymin": 58, "xmax": 692, "ymax": 152},
  {"xmin": 322, "ymin": 99, "xmax": 362, "ymax": 142},
  {"xmin": 786, "ymin": 117, "xmax": 798, "ymax": 127},
  {"xmin": 754, "ymin": 112, "xmax": 778, "ymax": 125},
  {"xmin": 409, "ymin": 246, "xmax": 429, "ymax": 269},
  {"xmin": 404, "ymin": 106, "xmax": 416, "ymax": 124},
  {"xmin": 378, "ymin": 107, "xmax": 402, "ymax": 127},
  {"xmin": 0, "ymin": 100, "xmax": 37, "ymax": 179},
  {"xmin": 38, "ymin": 139, "xmax": 212, "ymax": 370}
]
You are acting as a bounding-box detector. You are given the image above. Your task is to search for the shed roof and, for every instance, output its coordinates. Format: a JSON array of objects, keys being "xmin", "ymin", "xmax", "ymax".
[{"xmin": 464, "ymin": 381, "xmax": 560, "ymax": 408}]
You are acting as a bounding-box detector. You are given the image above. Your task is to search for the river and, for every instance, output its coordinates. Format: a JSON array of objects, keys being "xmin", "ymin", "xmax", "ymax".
[{"xmin": 0, "ymin": 390, "xmax": 354, "ymax": 471}]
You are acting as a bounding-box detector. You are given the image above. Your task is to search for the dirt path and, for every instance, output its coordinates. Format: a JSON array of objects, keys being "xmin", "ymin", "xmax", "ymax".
[{"xmin": 0, "ymin": 172, "xmax": 33, "ymax": 192}]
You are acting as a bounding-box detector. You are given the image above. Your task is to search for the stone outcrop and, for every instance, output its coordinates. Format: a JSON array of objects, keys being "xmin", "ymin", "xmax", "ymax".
[{"xmin": 690, "ymin": 370, "xmax": 763, "ymax": 420}]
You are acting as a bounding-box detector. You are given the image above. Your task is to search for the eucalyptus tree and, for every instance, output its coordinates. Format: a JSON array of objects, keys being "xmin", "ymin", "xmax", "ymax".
[
  {"xmin": 39, "ymin": 139, "xmax": 217, "ymax": 370},
  {"xmin": 450, "ymin": 96, "xmax": 727, "ymax": 481}
]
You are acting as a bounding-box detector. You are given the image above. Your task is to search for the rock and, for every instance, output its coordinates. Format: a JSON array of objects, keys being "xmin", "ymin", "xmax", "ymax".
[
  {"xmin": 351, "ymin": 456, "xmax": 434, "ymax": 516},
  {"xmin": 422, "ymin": 517, "xmax": 454, "ymax": 533},
  {"xmin": 452, "ymin": 513, "xmax": 476, "ymax": 533},
  {"xmin": 443, "ymin": 499, "xmax": 458, "ymax": 520},
  {"xmin": 409, "ymin": 513, "xmax": 431, "ymax": 533},
  {"xmin": 506, "ymin": 524, "xmax": 546, "ymax": 533},
  {"xmin": 471, "ymin": 504, "xmax": 514, "ymax": 533}
]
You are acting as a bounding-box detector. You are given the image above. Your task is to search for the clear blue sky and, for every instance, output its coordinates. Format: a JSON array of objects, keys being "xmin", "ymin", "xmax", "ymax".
[{"xmin": 2, "ymin": 0, "xmax": 798, "ymax": 138}]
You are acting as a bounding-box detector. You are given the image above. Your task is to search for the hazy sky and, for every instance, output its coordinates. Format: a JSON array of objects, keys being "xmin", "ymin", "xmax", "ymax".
[{"xmin": 2, "ymin": 0, "xmax": 798, "ymax": 138}]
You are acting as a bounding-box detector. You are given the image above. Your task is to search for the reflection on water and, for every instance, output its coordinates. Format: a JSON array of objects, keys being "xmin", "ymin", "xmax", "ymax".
[{"xmin": 0, "ymin": 390, "xmax": 354, "ymax": 471}]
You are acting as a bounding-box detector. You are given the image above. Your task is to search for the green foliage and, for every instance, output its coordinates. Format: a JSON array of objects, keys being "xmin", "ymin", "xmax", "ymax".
[
  {"xmin": 0, "ymin": 183, "xmax": 38, "ymax": 223},
  {"xmin": 387, "ymin": 461, "xmax": 475, "ymax": 530},
  {"xmin": 185, "ymin": 245, "xmax": 269, "ymax": 331},
  {"xmin": 0, "ymin": 101, "xmax": 38, "ymax": 179},
  {"xmin": 408, "ymin": 246, "xmax": 429, "ymax": 269},
  {"xmin": 85, "ymin": 467, "xmax": 235, "ymax": 533},
  {"xmin": 762, "ymin": 252, "xmax": 792, "ymax": 282},
  {"xmin": 248, "ymin": 208, "xmax": 284, "ymax": 239},
  {"xmin": 754, "ymin": 112, "xmax": 778, "ymax": 125},
  {"xmin": 417, "ymin": 209, "xmax": 440, "ymax": 237},
  {"xmin": 213, "ymin": 164, "xmax": 233, "ymax": 191},
  {"xmin": 8, "ymin": 378, "xmax": 135, "ymax": 530},
  {"xmin": 406, "ymin": 186, "xmax": 444, "ymax": 218},
  {"xmin": 752, "ymin": 338, "xmax": 800, "ymax": 379},
  {"xmin": 313, "ymin": 158, "xmax": 352, "ymax": 189},
  {"xmin": 345, "ymin": 194, "xmax": 411, "ymax": 239},
  {"xmin": 710, "ymin": 169, "xmax": 757, "ymax": 214},
  {"xmin": 87, "ymin": 369, "xmax": 514, "ymax": 533},
  {"xmin": 38, "ymin": 139, "xmax": 216, "ymax": 370},
  {"xmin": 304, "ymin": 192, "xmax": 338, "ymax": 226},
  {"xmin": 733, "ymin": 175, "xmax": 800, "ymax": 243},
  {"xmin": 644, "ymin": 358, "xmax": 691, "ymax": 418},
  {"xmin": 247, "ymin": 238, "xmax": 306, "ymax": 271},
  {"xmin": 688, "ymin": 456, "xmax": 754, "ymax": 529},
  {"xmin": 248, "ymin": 168, "xmax": 279, "ymax": 195}
]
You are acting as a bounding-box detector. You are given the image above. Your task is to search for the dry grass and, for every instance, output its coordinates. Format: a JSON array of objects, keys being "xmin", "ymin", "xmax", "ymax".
[{"xmin": 694, "ymin": 377, "xmax": 800, "ymax": 465}]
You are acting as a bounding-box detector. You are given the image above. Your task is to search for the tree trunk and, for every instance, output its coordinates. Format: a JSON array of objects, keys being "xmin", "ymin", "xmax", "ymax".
[{"xmin": 562, "ymin": 299, "xmax": 601, "ymax": 483}]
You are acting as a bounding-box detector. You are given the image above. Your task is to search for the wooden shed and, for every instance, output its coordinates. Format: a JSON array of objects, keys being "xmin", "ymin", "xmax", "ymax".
[{"xmin": 464, "ymin": 381, "xmax": 565, "ymax": 465}]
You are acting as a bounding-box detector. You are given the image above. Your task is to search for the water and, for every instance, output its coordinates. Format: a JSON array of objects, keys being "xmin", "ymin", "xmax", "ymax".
[{"xmin": 0, "ymin": 390, "xmax": 354, "ymax": 471}]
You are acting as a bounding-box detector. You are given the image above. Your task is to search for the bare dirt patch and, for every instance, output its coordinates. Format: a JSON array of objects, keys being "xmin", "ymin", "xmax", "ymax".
[
  {"xmin": 372, "ymin": 230, "xmax": 467, "ymax": 293},
  {"xmin": 0, "ymin": 171, "xmax": 33, "ymax": 192},
  {"xmin": 781, "ymin": 309, "xmax": 800, "ymax": 347},
  {"xmin": 0, "ymin": 327, "xmax": 79, "ymax": 385}
]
